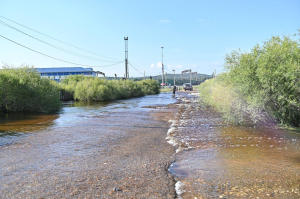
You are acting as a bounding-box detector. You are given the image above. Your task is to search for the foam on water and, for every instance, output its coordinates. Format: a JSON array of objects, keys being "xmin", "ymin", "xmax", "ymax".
[
  {"xmin": 175, "ymin": 181, "xmax": 186, "ymax": 198},
  {"xmin": 167, "ymin": 92, "xmax": 300, "ymax": 198}
]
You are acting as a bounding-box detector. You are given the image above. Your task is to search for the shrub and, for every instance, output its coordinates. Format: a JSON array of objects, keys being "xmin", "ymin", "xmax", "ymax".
[
  {"xmin": 0, "ymin": 66, "xmax": 62, "ymax": 113},
  {"xmin": 60, "ymin": 76, "xmax": 160, "ymax": 102},
  {"xmin": 199, "ymin": 32, "xmax": 300, "ymax": 126}
]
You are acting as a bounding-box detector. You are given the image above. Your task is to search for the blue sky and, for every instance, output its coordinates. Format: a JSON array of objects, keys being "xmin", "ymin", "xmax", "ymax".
[{"xmin": 0, "ymin": 0, "xmax": 299, "ymax": 77}]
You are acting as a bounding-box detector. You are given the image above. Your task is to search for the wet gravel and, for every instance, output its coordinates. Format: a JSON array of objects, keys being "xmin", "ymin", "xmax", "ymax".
[{"xmin": 168, "ymin": 91, "xmax": 300, "ymax": 199}]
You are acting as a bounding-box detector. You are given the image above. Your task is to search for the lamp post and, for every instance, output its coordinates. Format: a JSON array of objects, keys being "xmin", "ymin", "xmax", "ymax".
[
  {"xmin": 161, "ymin": 47, "xmax": 164, "ymax": 88},
  {"xmin": 172, "ymin": 70, "xmax": 175, "ymax": 85}
]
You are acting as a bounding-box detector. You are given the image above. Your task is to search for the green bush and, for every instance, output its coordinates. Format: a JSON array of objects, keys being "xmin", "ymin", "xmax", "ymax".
[
  {"xmin": 60, "ymin": 76, "xmax": 160, "ymax": 102},
  {"xmin": 0, "ymin": 66, "xmax": 62, "ymax": 113},
  {"xmin": 199, "ymin": 32, "xmax": 300, "ymax": 126}
]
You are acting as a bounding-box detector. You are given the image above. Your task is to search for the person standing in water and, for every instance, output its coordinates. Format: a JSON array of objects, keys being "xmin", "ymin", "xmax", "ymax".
[{"xmin": 172, "ymin": 85, "xmax": 177, "ymax": 95}]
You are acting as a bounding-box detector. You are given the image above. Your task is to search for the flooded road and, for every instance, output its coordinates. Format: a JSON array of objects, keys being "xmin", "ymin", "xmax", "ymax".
[
  {"xmin": 168, "ymin": 92, "xmax": 300, "ymax": 198},
  {"xmin": 1, "ymin": 91, "xmax": 300, "ymax": 198},
  {"xmin": 0, "ymin": 93, "xmax": 177, "ymax": 198}
]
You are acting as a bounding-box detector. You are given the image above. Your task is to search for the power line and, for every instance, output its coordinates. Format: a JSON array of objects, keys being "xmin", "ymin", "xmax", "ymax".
[
  {"xmin": 0, "ymin": 34, "xmax": 124, "ymax": 67},
  {"xmin": 128, "ymin": 62, "xmax": 143, "ymax": 74},
  {"xmin": 0, "ymin": 20, "xmax": 117, "ymax": 62},
  {"xmin": 0, "ymin": 15, "xmax": 121, "ymax": 61}
]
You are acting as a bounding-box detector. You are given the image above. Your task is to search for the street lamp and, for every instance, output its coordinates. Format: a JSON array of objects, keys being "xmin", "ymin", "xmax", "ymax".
[
  {"xmin": 172, "ymin": 70, "xmax": 175, "ymax": 85},
  {"xmin": 161, "ymin": 47, "xmax": 164, "ymax": 88}
]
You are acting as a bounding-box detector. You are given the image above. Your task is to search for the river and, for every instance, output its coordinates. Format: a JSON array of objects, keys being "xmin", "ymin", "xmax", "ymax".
[{"xmin": 0, "ymin": 91, "xmax": 300, "ymax": 198}]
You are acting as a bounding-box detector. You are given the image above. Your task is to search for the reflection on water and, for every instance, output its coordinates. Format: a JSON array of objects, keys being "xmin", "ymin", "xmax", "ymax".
[
  {"xmin": 0, "ymin": 113, "xmax": 58, "ymax": 133},
  {"xmin": 0, "ymin": 112, "xmax": 59, "ymax": 146},
  {"xmin": 168, "ymin": 93, "xmax": 300, "ymax": 198},
  {"xmin": 0, "ymin": 93, "xmax": 176, "ymax": 145}
]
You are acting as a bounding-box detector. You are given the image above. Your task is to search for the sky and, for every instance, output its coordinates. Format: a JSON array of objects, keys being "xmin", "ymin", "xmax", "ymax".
[{"xmin": 0, "ymin": 0, "xmax": 299, "ymax": 77}]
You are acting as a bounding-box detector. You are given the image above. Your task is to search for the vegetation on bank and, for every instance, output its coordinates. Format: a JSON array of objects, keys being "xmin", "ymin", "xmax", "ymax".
[
  {"xmin": 0, "ymin": 66, "xmax": 160, "ymax": 113},
  {"xmin": 199, "ymin": 32, "xmax": 300, "ymax": 127},
  {"xmin": 60, "ymin": 75, "xmax": 160, "ymax": 101},
  {"xmin": 0, "ymin": 66, "xmax": 62, "ymax": 113}
]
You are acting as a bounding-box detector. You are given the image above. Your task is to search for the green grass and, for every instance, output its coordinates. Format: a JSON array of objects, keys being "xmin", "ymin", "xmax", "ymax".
[{"xmin": 160, "ymin": 88, "xmax": 172, "ymax": 92}]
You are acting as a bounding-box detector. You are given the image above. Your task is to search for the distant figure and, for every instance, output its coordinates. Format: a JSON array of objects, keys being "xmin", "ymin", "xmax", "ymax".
[
  {"xmin": 150, "ymin": 75, "xmax": 152, "ymax": 80},
  {"xmin": 173, "ymin": 85, "xmax": 177, "ymax": 95}
]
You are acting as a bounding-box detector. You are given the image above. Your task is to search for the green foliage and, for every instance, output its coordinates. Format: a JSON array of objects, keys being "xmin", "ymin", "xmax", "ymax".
[
  {"xmin": 60, "ymin": 76, "xmax": 160, "ymax": 101},
  {"xmin": 0, "ymin": 66, "xmax": 62, "ymax": 113},
  {"xmin": 199, "ymin": 74, "xmax": 264, "ymax": 124},
  {"xmin": 199, "ymin": 33, "xmax": 300, "ymax": 126}
]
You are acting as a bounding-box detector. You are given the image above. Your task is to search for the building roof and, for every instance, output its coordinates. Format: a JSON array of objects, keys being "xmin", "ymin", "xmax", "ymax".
[{"xmin": 35, "ymin": 67, "xmax": 94, "ymax": 73}]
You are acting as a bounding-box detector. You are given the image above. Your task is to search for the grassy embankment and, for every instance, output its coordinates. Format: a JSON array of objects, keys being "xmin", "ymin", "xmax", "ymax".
[
  {"xmin": 0, "ymin": 67, "xmax": 160, "ymax": 113},
  {"xmin": 198, "ymin": 32, "xmax": 300, "ymax": 127}
]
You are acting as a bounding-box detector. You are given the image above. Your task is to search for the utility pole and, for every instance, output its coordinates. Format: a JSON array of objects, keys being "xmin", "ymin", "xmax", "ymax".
[
  {"xmin": 161, "ymin": 47, "xmax": 164, "ymax": 87},
  {"xmin": 172, "ymin": 70, "xmax": 175, "ymax": 85},
  {"xmin": 124, "ymin": 37, "xmax": 129, "ymax": 79}
]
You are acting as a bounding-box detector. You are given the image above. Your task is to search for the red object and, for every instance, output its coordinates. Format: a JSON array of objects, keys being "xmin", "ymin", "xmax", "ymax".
[{"xmin": 160, "ymin": 83, "xmax": 166, "ymax": 86}]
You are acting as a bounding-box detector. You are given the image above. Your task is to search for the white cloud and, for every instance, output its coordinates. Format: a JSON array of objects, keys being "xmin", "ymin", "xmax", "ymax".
[
  {"xmin": 156, "ymin": 62, "xmax": 162, "ymax": 68},
  {"xmin": 150, "ymin": 63, "xmax": 155, "ymax": 68},
  {"xmin": 164, "ymin": 64, "xmax": 183, "ymax": 70},
  {"xmin": 176, "ymin": 65, "xmax": 182, "ymax": 69},
  {"xmin": 159, "ymin": 19, "xmax": 171, "ymax": 23},
  {"xmin": 191, "ymin": 64, "xmax": 198, "ymax": 68},
  {"xmin": 212, "ymin": 62, "xmax": 219, "ymax": 66}
]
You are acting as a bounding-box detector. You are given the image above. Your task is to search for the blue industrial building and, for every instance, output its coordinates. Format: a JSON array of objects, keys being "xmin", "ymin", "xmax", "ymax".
[{"xmin": 35, "ymin": 67, "xmax": 104, "ymax": 82}]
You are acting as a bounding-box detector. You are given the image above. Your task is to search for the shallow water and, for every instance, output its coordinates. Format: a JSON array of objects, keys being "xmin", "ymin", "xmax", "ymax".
[
  {"xmin": 1, "ymin": 91, "xmax": 300, "ymax": 198},
  {"xmin": 0, "ymin": 92, "xmax": 177, "ymax": 198},
  {"xmin": 168, "ymin": 93, "xmax": 300, "ymax": 198},
  {"xmin": 0, "ymin": 93, "xmax": 176, "ymax": 146}
]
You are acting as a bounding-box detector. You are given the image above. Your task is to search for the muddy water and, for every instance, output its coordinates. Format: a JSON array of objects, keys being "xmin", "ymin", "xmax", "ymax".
[
  {"xmin": 2, "ymin": 91, "xmax": 300, "ymax": 198},
  {"xmin": 168, "ymin": 92, "xmax": 300, "ymax": 198},
  {"xmin": 0, "ymin": 93, "xmax": 177, "ymax": 198},
  {"xmin": 0, "ymin": 94, "xmax": 175, "ymax": 146}
]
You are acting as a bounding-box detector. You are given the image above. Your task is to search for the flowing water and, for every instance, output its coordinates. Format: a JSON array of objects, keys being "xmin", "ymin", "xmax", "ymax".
[
  {"xmin": 0, "ymin": 93, "xmax": 177, "ymax": 198},
  {"xmin": 1, "ymin": 92, "xmax": 300, "ymax": 198},
  {"xmin": 0, "ymin": 93, "xmax": 176, "ymax": 146},
  {"xmin": 168, "ymin": 92, "xmax": 300, "ymax": 198}
]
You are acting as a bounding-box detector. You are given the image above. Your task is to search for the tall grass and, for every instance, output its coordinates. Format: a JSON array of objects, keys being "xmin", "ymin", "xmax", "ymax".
[
  {"xmin": 199, "ymin": 32, "xmax": 300, "ymax": 126},
  {"xmin": 0, "ymin": 66, "xmax": 62, "ymax": 113},
  {"xmin": 199, "ymin": 74, "xmax": 266, "ymax": 124},
  {"xmin": 60, "ymin": 76, "xmax": 159, "ymax": 101}
]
